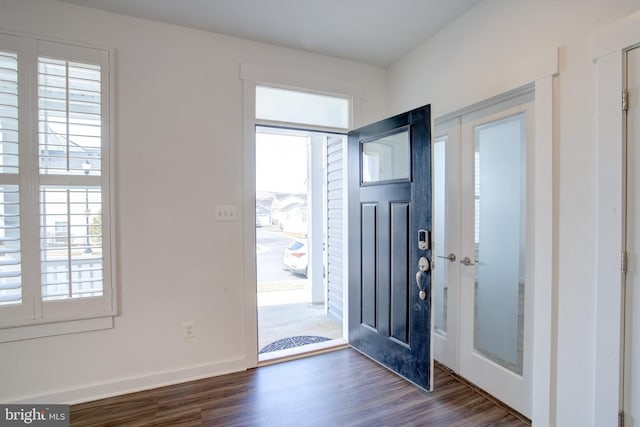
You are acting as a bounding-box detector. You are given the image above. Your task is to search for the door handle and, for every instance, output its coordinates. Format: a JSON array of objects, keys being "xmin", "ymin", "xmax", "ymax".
[
  {"xmin": 437, "ymin": 253, "xmax": 456, "ymax": 262},
  {"xmin": 416, "ymin": 257, "xmax": 429, "ymax": 300},
  {"xmin": 460, "ymin": 256, "xmax": 475, "ymax": 266}
]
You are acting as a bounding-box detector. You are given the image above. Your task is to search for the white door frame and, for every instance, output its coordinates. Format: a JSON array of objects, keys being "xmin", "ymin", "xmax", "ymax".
[
  {"xmin": 240, "ymin": 63, "xmax": 363, "ymax": 368},
  {"xmin": 592, "ymin": 9, "xmax": 640, "ymax": 426}
]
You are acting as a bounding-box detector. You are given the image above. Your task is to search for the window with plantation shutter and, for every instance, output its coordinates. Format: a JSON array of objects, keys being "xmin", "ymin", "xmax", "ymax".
[{"xmin": 0, "ymin": 33, "xmax": 115, "ymax": 339}]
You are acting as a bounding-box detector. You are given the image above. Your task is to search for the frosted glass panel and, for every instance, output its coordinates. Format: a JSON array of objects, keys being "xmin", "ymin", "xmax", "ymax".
[
  {"xmin": 361, "ymin": 130, "xmax": 410, "ymax": 183},
  {"xmin": 256, "ymin": 85, "xmax": 349, "ymax": 129},
  {"xmin": 433, "ymin": 137, "xmax": 447, "ymax": 333},
  {"xmin": 473, "ymin": 114, "xmax": 525, "ymax": 375}
]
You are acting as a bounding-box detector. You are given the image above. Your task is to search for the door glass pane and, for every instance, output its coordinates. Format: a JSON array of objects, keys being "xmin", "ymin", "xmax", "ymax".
[
  {"xmin": 361, "ymin": 130, "xmax": 410, "ymax": 183},
  {"xmin": 433, "ymin": 136, "xmax": 447, "ymax": 333},
  {"xmin": 474, "ymin": 113, "xmax": 525, "ymax": 375}
]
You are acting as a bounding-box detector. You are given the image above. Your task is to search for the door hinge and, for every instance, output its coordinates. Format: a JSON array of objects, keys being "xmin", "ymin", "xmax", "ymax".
[
  {"xmin": 623, "ymin": 89, "xmax": 629, "ymax": 112},
  {"xmin": 619, "ymin": 409, "xmax": 624, "ymax": 427},
  {"xmin": 622, "ymin": 252, "xmax": 628, "ymax": 274}
]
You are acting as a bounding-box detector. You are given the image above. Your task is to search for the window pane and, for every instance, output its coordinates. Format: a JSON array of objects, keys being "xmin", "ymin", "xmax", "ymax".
[
  {"xmin": 40, "ymin": 186, "xmax": 103, "ymax": 301},
  {"xmin": 38, "ymin": 58, "xmax": 102, "ymax": 176},
  {"xmin": 361, "ymin": 130, "xmax": 410, "ymax": 183},
  {"xmin": 0, "ymin": 185, "xmax": 21, "ymax": 305},
  {"xmin": 256, "ymin": 85, "xmax": 349, "ymax": 129},
  {"xmin": 0, "ymin": 51, "xmax": 19, "ymax": 174}
]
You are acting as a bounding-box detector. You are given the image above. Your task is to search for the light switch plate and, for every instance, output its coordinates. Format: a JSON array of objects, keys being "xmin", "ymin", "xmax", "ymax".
[{"xmin": 215, "ymin": 205, "xmax": 236, "ymax": 221}]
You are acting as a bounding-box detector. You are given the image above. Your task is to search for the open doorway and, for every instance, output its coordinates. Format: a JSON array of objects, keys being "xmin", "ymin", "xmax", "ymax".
[{"xmin": 256, "ymin": 126, "xmax": 346, "ymax": 360}]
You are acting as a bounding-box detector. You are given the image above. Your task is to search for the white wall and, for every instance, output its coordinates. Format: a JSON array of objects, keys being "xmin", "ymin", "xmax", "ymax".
[
  {"xmin": 0, "ymin": 0, "xmax": 388, "ymax": 403},
  {"xmin": 388, "ymin": 1, "xmax": 639, "ymax": 425}
]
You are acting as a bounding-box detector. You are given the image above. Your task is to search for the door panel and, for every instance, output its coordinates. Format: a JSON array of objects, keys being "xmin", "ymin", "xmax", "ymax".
[
  {"xmin": 361, "ymin": 203, "xmax": 377, "ymax": 328},
  {"xmin": 459, "ymin": 103, "xmax": 533, "ymax": 416},
  {"xmin": 433, "ymin": 138, "xmax": 448, "ymax": 335},
  {"xmin": 432, "ymin": 120, "xmax": 461, "ymax": 370},
  {"xmin": 390, "ymin": 202, "xmax": 410, "ymax": 344},
  {"xmin": 348, "ymin": 105, "xmax": 432, "ymax": 390}
]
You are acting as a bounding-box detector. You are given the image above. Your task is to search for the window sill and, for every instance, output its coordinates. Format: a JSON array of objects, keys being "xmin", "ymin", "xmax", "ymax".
[{"xmin": 0, "ymin": 316, "xmax": 113, "ymax": 343}]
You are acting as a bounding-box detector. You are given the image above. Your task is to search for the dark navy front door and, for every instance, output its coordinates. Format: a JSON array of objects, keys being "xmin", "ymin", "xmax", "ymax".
[{"xmin": 348, "ymin": 105, "xmax": 432, "ymax": 390}]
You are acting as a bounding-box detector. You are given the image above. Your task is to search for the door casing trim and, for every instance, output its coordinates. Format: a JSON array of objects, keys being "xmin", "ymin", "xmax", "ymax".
[
  {"xmin": 240, "ymin": 63, "xmax": 363, "ymax": 368},
  {"xmin": 592, "ymin": 9, "xmax": 640, "ymax": 426}
]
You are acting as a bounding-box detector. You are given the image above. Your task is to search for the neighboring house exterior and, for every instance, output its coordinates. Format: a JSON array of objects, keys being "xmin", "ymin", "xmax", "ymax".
[
  {"xmin": 255, "ymin": 204, "xmax": 271, "ymax": 226},
  {"xmin": 273, "ymin": 195, "xmax": 307, "ymax": 235},
  {"xmin": 257, "ymin": 192, "xmax": 308, "ymax": 234}
]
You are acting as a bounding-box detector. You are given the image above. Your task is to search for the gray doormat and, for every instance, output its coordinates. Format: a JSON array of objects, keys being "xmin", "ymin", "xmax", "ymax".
[{"xmin": 259, "ymin": 335, "xmax": 331, "ymax": 354}]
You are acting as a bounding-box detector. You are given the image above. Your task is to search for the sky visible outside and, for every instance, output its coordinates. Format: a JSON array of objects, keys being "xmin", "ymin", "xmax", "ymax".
[{"xmin": 256, "ymin": 132, "xmax": 308, "ymax": 194}]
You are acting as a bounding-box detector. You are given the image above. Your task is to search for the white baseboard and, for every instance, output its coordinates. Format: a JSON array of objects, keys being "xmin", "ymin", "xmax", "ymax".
[{"xmin": 12, "ymin": 358, "xmax": 247, "ymax": 405}]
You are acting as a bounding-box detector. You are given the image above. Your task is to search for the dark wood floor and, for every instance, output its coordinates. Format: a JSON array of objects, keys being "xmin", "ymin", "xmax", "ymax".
[{"xmin": 71, "ymin": 349, "xmax": 530, "ymax": 426}]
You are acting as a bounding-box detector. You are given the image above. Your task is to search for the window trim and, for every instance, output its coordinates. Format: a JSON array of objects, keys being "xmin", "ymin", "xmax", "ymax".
[{"xmin": 0, "ymin": 31, "xmax": 116, "ymax": 341}]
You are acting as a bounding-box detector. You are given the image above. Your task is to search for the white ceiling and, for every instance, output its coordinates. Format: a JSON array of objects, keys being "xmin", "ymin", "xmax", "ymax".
[{"xmin": 56, "ymin": 0, "xmax": 482, "ymax": 67}]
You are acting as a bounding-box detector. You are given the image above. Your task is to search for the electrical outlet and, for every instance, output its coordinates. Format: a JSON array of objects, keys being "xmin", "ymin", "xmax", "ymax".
[
  {"xmin": 215, "ymin": 205, "xmax": 237, "ymax": 221},
  {"xmin": 182, "ymin": 320, "xmax": 195, "ymax": 338}
]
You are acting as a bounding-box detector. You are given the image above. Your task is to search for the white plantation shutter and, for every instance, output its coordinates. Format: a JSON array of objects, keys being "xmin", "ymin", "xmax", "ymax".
[
  {"xmin": 0, "ymin": 33, "xmax": 114, "ymax": 333},
  {"xmin": 0, "ymin": 185, "xmax": 20, "ymax": 305},
  {"xmin": 38, "ymin": 53, "xmax": 105, "ymax": 303},
  {"xmin": 0, "ymin": 48, "xmax": 22, "ymax": 307},
  {"xmin": 0, "ymin": 51, "xmax": 19, "ymax": 174}
]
